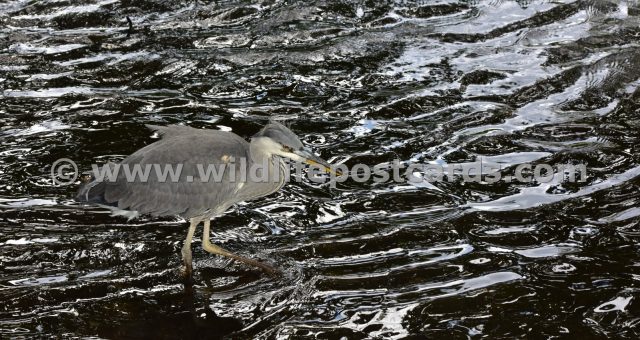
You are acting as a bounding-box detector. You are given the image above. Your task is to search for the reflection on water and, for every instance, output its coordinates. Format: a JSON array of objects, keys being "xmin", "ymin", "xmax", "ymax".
[{"xmin": 2, "ymin": 0, "xmax": 640, "ymax": 338}]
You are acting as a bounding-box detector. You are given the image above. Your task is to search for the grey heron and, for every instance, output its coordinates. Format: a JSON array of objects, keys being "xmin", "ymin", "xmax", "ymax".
[{"xmin": 76, "ymin": 121, "xmax": 336, "ymax": 278}]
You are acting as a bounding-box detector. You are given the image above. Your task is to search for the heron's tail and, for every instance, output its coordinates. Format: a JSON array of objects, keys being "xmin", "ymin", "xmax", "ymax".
[
  {"xmin": 75, "ymin": 162, "xmax": 120, "ymax": 206},
  {"xmin": 75, "ymin": 175, "xmax": 137, "ymax": 219},
  {"xmin": 75, "ymin": 176, "xmax": 113, "ymax": 206}
]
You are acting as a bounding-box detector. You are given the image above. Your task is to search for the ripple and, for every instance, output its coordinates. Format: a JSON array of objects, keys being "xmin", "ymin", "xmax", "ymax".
[
  {"xmin": 2, "ymin": 0, "xmax": 640, "ymax": 338},
  {"xmin": 514, "ymin": 245, "xmax": 577, "ymax": 259},
  {"xmin": 9, "ymin": 43, "xmax": 87, "ymax": 55},
  {"xmin": 594, "ymin": 296, "xmax": 632, "ymax": 313}
]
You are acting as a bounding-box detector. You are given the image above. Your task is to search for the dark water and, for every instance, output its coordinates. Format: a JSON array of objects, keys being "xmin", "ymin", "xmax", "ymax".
[{"xmin": 2, "ymin": 0, "xmax": 640, "ymax": 338}]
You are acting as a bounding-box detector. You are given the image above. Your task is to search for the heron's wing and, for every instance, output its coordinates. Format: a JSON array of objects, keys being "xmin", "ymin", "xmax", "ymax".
[{"xmin": 103, "ymin": 126, "xmax": 250, "ymax": 218}]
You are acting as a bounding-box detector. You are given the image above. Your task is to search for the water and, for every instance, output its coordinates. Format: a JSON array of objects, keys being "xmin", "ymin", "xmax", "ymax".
[{"xmin": 2, "ymin": 0, "xmax": 640, "ymax": 338}]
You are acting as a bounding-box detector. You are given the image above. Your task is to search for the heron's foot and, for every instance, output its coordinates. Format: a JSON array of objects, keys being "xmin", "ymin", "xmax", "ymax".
[
  {"xmin": 202, "ymin": 220, "xmax": 281, "ymax": 278},
  {"xmin": 222, "ymin": 253, "xmax": 281, "ymax": 278},
  {"xmin": 203, "ymin": 241, "xmax": 281, "ymax": 278},
  {"xmin": 248, "ymin": 259, "xmax": 282, "ymax": 278}
]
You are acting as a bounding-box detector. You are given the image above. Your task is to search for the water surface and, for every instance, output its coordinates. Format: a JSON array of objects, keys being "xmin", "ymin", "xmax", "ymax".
[{"xmin": 2, "ymin": 0, "xmax": 640, "ymax": 338}]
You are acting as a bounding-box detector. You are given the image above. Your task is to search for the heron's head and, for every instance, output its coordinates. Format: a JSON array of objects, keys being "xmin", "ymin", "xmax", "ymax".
[{"xmin": 252, "ymin": 121, "xmax": 336, "ymax": 173}]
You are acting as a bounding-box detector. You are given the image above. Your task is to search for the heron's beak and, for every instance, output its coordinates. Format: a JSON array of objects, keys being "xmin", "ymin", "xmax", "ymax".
[{"xmin": 296, "ymin": 149, "xmax": 341, "ymax": 175}]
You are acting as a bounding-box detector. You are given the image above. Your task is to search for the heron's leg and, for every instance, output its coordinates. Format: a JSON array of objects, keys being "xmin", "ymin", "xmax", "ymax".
[
  {"xmin": 202, "ymin": 219, "xmax": 279, "ymax": 277},
  {"xmin": 181, "ymin": 218, "xmax": 199, "ymax": 278}
]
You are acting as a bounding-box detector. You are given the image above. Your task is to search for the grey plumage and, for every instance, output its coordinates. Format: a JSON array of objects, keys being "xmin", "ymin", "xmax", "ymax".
[
  {"xmin": 77, "ymin": 122, "xmax": 305, "ymax": 219},
  {"xmin": 108, "ymin": 125, "xmax": 250, "ymax": 218},
  {"xmin": 76, "ymin": 121, "xmax": 335, "ymax": 277}
]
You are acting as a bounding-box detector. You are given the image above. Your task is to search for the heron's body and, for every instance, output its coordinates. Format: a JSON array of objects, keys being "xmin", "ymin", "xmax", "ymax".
[
  {"xmin": 76, "ymin": 121, "xmax": 333, "ymax": 278},
  {"xmin": 80, "ymin": 125, "xmax": 285, "ymax": 219}
]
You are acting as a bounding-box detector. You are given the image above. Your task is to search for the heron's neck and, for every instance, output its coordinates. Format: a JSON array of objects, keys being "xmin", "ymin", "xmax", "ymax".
[
  {"xmin": 248, "ymin": 139, "xmax": 286, "ymax": 178},
  {"xmin": 241, "ymin": 140, "xmax": 286, "ymax": 198},
  {"xmin": 249, "ymin": 139, "xmax": 273, "ymax": 164}
]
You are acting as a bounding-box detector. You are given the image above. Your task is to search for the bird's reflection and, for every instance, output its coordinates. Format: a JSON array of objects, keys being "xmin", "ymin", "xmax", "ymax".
[{"xmin": 180, "ymin": 275, "xmax": 245, "ymax": 339}]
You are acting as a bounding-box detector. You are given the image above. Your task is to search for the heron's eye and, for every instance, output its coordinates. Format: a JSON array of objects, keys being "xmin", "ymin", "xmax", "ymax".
[{"xmin": 282, "ymin": 145, "xmax": 293, "ymax": 153}]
